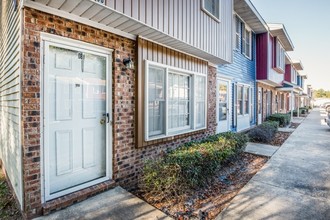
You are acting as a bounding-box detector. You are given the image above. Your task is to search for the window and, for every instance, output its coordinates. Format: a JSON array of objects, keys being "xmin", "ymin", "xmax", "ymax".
[
  {"xmin": 281, "ymin": 93, "xmax": 285, "ymax": 110},
  {"xmin": 218, "ymin": 81, "xmax": 228, "ymax": 121},
  {"xmin": 145, "ymin": 61, "xmax": 207, "ymax": 140},
  {"xmin": 237, "ymin": 85, "xmax": 251, "ymax": 116},
  {"xmin": 202, "ymin": 0, "xmax": 220, "ymax": 21},
  {"xmin": 147, "ymin": 66, "xmax": 166, "ymax": 136},
  {"xmin": 242, "ymin": 24, "xmax": 252, "ymax": 59},
  {"xmin": 245, "ymin": 29, "xmax": 251, "ymax": 58},
  {"xmin": 241, "ymin": 25, "xmax": 246, "ymax": 55},
  {"xmin": 250, "ymin": 87, "xmax": 253, "ymax": 121},
  {"xmin": 291, "ymin": 66, "xmax": 297, "ymax": 84},
  {"xmin": 274, "ymin": 40, "xmax": 285, "ymax": 72},
  {"xmin": 237, "ymin": 85, "xmax": 243, "ymax": 115},
  {"xmin": 235, "ymin": 16, "xmax": 240, "ymax": 50},
  {"xmin": 244, "ymin": 87, "xmax": 249, "ymax": 114}
]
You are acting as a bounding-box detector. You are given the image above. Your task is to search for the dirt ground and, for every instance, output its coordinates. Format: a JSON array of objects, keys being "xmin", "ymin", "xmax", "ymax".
[
  {"xmin": 269, "ymin": 131, "xmax": 292, "ymax": 146},
  {"xmin": 136, "ymin": 153, "xmax": 268, "ymax": 219},
  {"xmin": 289, "ymin": 122, "xmax": 301, "ymax": 129},
  {"xmin": 0, "ymin": 170, "xmax": 22, "ymax": 219}
]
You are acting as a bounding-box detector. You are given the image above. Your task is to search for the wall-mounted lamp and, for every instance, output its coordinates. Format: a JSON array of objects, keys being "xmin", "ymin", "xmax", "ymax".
[{"xmin": 123, "ymin": 57, "xmax": 134, "ymax": 69}]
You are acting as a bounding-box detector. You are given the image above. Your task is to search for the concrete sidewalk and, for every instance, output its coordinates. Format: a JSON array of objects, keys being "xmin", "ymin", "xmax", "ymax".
[
  {"xmin": 35, "ymin": 187, "xmax": 171, "ymax": 220},
  {"xmin": 217, "ymin": 109, "xmax": 330, "ymax": 220}
]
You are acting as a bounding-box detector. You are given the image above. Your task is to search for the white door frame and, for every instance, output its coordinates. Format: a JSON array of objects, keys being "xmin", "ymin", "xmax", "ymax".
[
  {"xmin": 216, "ymin": 77, "xmax": 231, "ymax": 133},
  {"xmin": 257, "ymin": 87, "xmax": 262, "ymax": 124},
  {"xmin": 40, "ymin": 33, "xmax": 113, "ymax": 202}
]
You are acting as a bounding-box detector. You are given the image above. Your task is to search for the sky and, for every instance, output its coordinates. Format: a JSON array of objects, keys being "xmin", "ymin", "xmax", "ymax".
[{"xmin": 250, "ymin": 0, "xmax": 330, "ymax": 90}]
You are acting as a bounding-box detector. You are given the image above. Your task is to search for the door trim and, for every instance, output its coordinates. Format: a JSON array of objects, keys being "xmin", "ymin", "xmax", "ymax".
[
  {"xmin": 40, "ymin": 34, "xmax": 113, "ymax": 202},
  {"xmin": 216, "ymin": 77, "xmax": 231, "ymax": 133}
]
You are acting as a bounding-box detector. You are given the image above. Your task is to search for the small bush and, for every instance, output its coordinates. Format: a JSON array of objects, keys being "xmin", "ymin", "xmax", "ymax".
[
  {"xmin": 299, "ymin": 107, "xmax": 308, "ymax": 114},
  {"xmin": 139, "ymin": 132, "xmax": 248, "ymax": 200},
  {"xmin": 248, "ymin": 121, "xmax": 278, "ymax": 143},
  {"xmin": 267, "ymin": 113, "xmax": 290, "ymax": 127}
]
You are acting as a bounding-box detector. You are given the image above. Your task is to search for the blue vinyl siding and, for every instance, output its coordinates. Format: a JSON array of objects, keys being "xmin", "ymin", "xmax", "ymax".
[{"xmin": 217, "ymin": 19, "xmax": 257, "ymax": 131}]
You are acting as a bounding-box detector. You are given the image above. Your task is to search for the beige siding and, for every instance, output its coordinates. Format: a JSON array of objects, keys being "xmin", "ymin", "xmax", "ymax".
[
  {"xmin": 107, "ymin": 0, "xmax": 233, "ymax": 63},
  {"xmin": 0, "ymin": 0, "xmax": 22, "ymax": 207}
]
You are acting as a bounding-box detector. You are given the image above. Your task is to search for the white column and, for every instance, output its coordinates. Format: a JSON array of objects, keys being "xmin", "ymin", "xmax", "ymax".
[{"xmin": 297, "ymin": 95, "xmax": 300, "ymax": 118}]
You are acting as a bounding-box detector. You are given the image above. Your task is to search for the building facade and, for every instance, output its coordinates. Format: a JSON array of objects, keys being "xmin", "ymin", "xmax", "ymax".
[
  {"xmin": 0, "ymin": 0, "xmax": 234, "ymax": 218},
  {"xmin": 256, "ymin": 23, "xmax": 294, "ymax": 122},
  {"xmin": 217, "ymin": 0, "xmax": 267, "ymax": 132}
]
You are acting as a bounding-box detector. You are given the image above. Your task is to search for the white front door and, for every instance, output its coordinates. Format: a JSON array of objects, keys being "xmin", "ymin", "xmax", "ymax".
[
  {"xmin": 257, "ymin": 87, "xmax": 262, "ymax": 124},
  {"xmin": 217, "ymin": 79, "xmax": 230, "ymax": 133},
  {"xmin": 43, "ymin": 40, "xmax": 111, "ymax": 201}
]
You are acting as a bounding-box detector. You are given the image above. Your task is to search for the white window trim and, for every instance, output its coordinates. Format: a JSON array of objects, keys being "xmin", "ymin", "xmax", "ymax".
[
  {"xmin": 144, "ymin": 60, "xmax": 207, "ymax": 141},
  {"xmin": 201, "ymin": 0, "xmax": 220, "ymax": 23}
]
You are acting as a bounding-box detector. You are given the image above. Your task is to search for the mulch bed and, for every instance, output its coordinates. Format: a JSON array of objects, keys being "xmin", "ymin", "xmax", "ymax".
[
  {"xmin": 269, "ymin": 131, "xmax": 292, "ymax": 146},
  {"xmin": 134, "ymin": 153, "xmax": 268, "ymax": 219},
  {"xmin": 0, "ymin": 171, "xmax": 22, "ymax": 219}
]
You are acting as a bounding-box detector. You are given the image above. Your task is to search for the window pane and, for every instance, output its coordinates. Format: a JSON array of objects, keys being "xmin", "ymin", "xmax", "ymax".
[
  {"xmin": 148, "ymin": 66, "xmax": 165, "ymax": 137},
  {"xmin": 219, "ymin": 82, "xmax": 227, "ymax": 121},
  {"xmin": 246, "ymin": 30, "xmax": 251, "ymax": 58},
  {"xmin": 196, "ymin": 76, "xmax": 206, "ymax": 128},
  {"xmin": 168, "ymin": 73, "xmax": 191, "ymax": 131},
  {"xmin": 242, "ymin": 26, "xmax": 246, "ymax": 55},
  {"xmin": 204, "ymin": 0, "xmax": 219, "ymax": 19},
  {"xmin": 244, "ymin": 87, "xmax": 249, "ymax": 114},
  {"xmin": 235, "ymin": 17, "xmax": 240, "ymax": 49},
  {"xmin": 237, "ymin": 86, "xmax": 243, "ymax": 115}
]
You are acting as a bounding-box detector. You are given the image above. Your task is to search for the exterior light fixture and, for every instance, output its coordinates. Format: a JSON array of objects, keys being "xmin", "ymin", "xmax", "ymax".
[{"xmin": 123, "ymin": 57, "xmax": 134, "ymax": 69}]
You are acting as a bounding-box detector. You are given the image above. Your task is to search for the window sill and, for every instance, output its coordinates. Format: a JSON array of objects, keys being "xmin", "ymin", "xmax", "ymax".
[
  {"xmin": 145, "ymin": 127, "xmax": 207, "ymax": 142},
  {"xmin": 201, "ymin": 8, "xmax": 220, "ymax": 23}
]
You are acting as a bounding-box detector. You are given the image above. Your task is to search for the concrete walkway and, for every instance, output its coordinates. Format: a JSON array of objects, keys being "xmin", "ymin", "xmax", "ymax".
[
  {"xmin": 217, "ymin": 109, "xmax": 330, "ymax": 220},
  {"xmin": 244, "ymin": 142, "xmax": 279, "ymax": 157},
  {"xmin": 35, "ymin": 187, "xmax": 171, "ymax": 220}
]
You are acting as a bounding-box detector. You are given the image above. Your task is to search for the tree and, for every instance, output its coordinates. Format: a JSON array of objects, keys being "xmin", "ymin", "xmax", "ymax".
[{"xmin": 314, "ymin": 89, "xmax": 330, "ymax": 98}]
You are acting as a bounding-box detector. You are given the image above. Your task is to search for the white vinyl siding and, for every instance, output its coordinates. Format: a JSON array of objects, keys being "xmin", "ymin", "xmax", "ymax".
[
  {"xmin": 145, "ymin": 61, "xmax": 207, "ymax": 141},
  {"xmin": 0, "ymin": 0, "xmax": 22, "ymax": 207}
]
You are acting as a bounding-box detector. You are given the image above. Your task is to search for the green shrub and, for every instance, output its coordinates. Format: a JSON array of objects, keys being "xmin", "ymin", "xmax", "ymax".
[
  {"xmin": 267, "ymin": 113, "xmax": 291, "ymax": 127},
  {"xmin": 299, "ymin": 107, "xmax": 308, "ymax": 114},
  {"xmin": 139, "ymin": 132, "xmax": 248, "ymax": 200},
  {"xmin": 248, "ymin": 121, "xmax": 278, "ymax": 143}
]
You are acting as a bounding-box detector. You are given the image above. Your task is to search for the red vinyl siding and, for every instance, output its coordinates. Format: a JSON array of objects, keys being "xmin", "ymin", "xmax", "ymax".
[{"xmin": 256, "ymin": 33, "xmax": 268, "ymax": 80}]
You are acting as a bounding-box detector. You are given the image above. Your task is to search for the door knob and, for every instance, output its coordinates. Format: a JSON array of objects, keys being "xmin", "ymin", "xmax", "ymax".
[{"xmin": 100, "ymin": 118, "xmax": 106, "ymax": 125}]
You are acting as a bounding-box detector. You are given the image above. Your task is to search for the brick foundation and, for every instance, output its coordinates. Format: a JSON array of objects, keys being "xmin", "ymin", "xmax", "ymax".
[{"xmin": 21, "ymin": 7, "xmax": 217, "ymax": 218}]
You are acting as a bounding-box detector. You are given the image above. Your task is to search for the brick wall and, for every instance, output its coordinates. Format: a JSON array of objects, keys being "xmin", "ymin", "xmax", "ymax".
[{"xmin": 22, "ymin": 7, "xmax": 217, "ymax": 218}]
